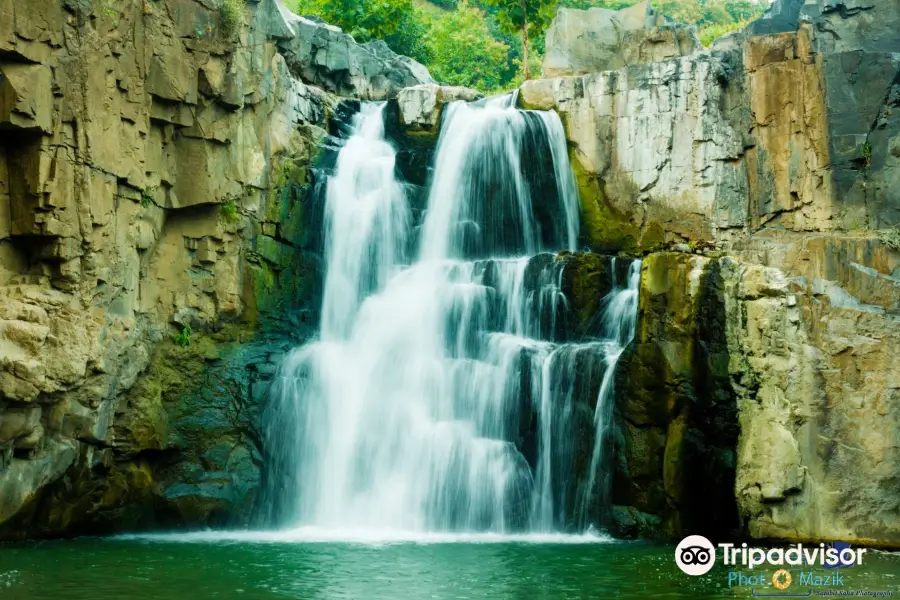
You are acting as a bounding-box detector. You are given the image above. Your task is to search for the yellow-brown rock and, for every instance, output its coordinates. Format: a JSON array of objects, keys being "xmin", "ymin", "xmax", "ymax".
[
  {"xmin": 0, "ymin": 0, "xmax": 431, "ymax": 538},
  {"xmin": 614, "ymin": 251, "xmax": 900, "ymax": 546}
]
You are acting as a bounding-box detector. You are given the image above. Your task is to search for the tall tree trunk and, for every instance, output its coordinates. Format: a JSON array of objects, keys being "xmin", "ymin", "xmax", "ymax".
[
  {"xmin": 521, "ymin": 0, "xmax": 530, "ymax": 80},
  {"xmin": 521, "ymin": 22, "xmax": 530, "ymax": 80}
]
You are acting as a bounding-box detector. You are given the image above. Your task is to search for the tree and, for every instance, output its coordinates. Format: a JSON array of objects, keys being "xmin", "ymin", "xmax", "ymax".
[
  {"xmin": 479, "ymin": 0, "xmax": 557, "ymax": 80},
  {"xmin": 699, "ymin": 0, "xmax": 733, "ymax": 25},
  {"xmin": 558, "ymin": 0, "xmax": 636, "ymax": 9},
  {"xmin": 384, "ymin": 8, "xmax": 435, "ymax": 65},
  {"xmin": 723, "ymin": 0, "xmax": 765, "ymax": 21},
  {"xmin": 427, "ymin": 1, "xmax": 511, "ymax": 91},
  {"xmin": 291, "ymin": 0, "xmax": 412, "ymax": 41},
  {"xmin": 655, "ymin": 0, "xmax": 703, "ymax": 23}
]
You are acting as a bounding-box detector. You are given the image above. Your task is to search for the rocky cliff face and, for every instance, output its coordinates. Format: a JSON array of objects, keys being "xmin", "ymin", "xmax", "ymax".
[
  {"xmin": 523, "ymin": 0, "xmax": 900, "ymax": 252},
  {"xmin": 611, "ymin": 250, "xmax": 899, "ymax": 546},
  {"xmin": 542, "ymin": 2, "xmax": 700, "ymax": 78},
  {"xmin": 528, "ymin": 0, "xmax": 900, "ymax": 546},
  {"xmin": 730, "ymin": 257, "xmax": 899, "ymax": 546},
  {"xmin": 0, "ymin": 0, "xmax": 430, "ymax": 538}
]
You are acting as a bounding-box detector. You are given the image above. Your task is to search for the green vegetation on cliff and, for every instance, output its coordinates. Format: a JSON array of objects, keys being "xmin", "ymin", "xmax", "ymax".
[
  {"xmin": 426, "ymin": 2, "xmax": 511, "ymax": 90},
  {"xmin": 290, "ymin": 0, "xmax": 766, "ymax": 91},
  {"xmin": 219, "ymin": 0, "xmax": 248, "ymax": 38},
  {"xmin": 479, "ymin": 0, "xmax": 557, "ymax": 80}
]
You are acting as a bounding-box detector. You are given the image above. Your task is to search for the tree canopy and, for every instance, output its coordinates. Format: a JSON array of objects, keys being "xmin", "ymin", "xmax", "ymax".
[
  {"xmin": 427, "ymin": 2, "xmax": 513, "ymax": 91},
  {"xmin": 479, "ymin": 0, "xmax": 557, "ymax": 79},
  {"xmin": 289, "ymin": 0, "xmax": 767, "ymax": 92}
]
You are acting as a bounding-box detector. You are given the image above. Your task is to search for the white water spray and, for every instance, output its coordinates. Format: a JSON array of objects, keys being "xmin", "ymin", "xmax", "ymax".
[{"xmin": 264, "ymin": 97, "xmax": 640, "ymax": 536}]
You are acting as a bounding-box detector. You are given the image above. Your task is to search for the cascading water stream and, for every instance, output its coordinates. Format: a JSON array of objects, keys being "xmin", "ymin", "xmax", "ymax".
[
  {"xmin": 578, "ymin": 259, "xmax": 642, "ymax": 522},
  {"xmin": 263, "ymin": 97, "xmax": 641, "ymax": 536}
]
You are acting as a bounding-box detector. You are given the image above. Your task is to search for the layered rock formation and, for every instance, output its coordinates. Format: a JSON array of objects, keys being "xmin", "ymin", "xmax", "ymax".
[
  {"xmin": 523, "ymin": 0, "xmax": 900, "ymax": 252},
  {"xmin": 612, "ymin": 250, "xmax": 899, "ymax": 546},
  {"xmin": 0, "ymin": 0, "xmax": 430, "ymax": 538},
  {"xmin": 274, "ymin": 3, "xmax": 434, "ymax": 99},
  {"xmin": 529, "ymin": 0, "xmax": 900, "ymax": 546}
]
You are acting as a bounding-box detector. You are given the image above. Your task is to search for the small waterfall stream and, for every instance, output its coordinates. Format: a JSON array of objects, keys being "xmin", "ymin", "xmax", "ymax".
[{"xmin": 264, "ymin": 97, "xmax": 641, "ymax": 536}]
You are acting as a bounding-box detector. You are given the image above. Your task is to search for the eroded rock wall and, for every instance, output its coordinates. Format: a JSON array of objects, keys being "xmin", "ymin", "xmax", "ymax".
[
  {"xmin": 614, "ymin": 252, "xmax": 900, "ymax": 546},
  {"xmin": 0, "ymin": 0, "xmax": 429, "ymax": 538},
  {"xmin": 524, "ymin": 0, "xmax": 899, "ymax": 252},
  {"xmin": 521, "ymin": 50, "xmax": 750, "ymax": 252},
  {"xmin": 612, "ymin": 253, "xmax": 740, "ymax": 539},
  {"xmin": 517, "ymin": 0, "xmax": 900, "ymax": 546}
]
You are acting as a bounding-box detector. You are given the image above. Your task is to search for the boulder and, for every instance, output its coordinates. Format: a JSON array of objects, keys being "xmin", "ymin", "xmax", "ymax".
[
  {"xmin": 0, "ymin": 441, "xmax": 76, "ymax": 525},
  {"xmin": 0, "ymin": 63, "xmax": 53, "ymax": 132},
  {"xmin": 396, "ymin": 84, "xmax": 482, "ymax": 135}
]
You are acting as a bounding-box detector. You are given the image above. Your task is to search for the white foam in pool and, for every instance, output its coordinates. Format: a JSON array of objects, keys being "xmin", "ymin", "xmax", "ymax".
[{"xmin": 117, "ymin": 527, "xmax": 613, "ymax": 545}]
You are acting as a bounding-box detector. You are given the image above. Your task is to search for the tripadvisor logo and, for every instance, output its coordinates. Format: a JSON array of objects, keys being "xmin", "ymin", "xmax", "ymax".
[
  {"xmin": 675, "ymin": 535, "xmax": 716, "ymax": 576},
  {"xmin": 675, "ymin": 536, "xmax": 868, "ymax": 577}
]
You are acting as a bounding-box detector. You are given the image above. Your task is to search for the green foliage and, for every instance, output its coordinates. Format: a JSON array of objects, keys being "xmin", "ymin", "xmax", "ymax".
[
  {"xmin": 478, "ymin": 11, "xmax": 525, "ymax": 84},
  {"xmin": 698, "ymin": 19, "xmax": 748, "ymax": 46},
  {"xmin": 656, "ymin": 0, "xmax": 703, "ymax": 23},
  {"xmin": 219, "ymin": 0, "xmax": 247, "ymax": 38},
  {"xmin": 480, "ymin": 0, "xmax": 557, "ymax": 38},
  {"xmin": 558, "ymin": 0, "xmax": 765, "ymax": 27},
  {"xmin": 141, "ymin": 190, "xmax": 154, "ymax": 208},
  {"xmin": 558, "ymin": 0, "xmax": 634, "ymax": 9},
  {"xmin": 700, "ymin": 1, "xmax": 732, "ymax": 23},
  {"xmin": 101, "ymin": 0, "xmax": 121, "ymax": 28},
  {"xmin": 862, "ymin": 141, "xmax": 872, "ymax": 169},
  {"xmin": 384, "ymin": 7, "xmax": 435, "ymax": 64},
  {"xmin": 289, "ymin": 0, "xmax": 766, "ymax": 91},
  {"xmin": 291, "ymin": 0, "xmax": 435, "ymax": 63},
  {"xmin": 724, "ymin": 0, "xmax": 763, "ymax": 21},
  {"xmin": 293, "ymin": 0, "xmax": 413, "ymax": 41},
  {"xmin": 222, "ymin": 199, "xmax": 240, "ymax": 223},
  {"xmin": 172, "ymin": 325, "xmax": 192, "ymax": 348},
  {"xmin": 427, "ymin": 1, "xmax": 512, "ymax": 90},
  {"xmin": 479, "ymin": 0, "xmax": 557, "ymax": 78}
]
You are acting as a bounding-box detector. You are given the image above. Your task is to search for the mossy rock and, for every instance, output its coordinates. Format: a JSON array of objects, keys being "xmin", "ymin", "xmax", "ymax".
[
  {"xmin": 559, "ymin": 253, "xmax": 615, "ymax": 337},
  {"xmin": 571, "ymin": 159, "xmax": 641, "ymax": 254},
  {"xmin": 608, "ymin": 505, "xmax": 664, "ymax": 539},
  {"xmin": 611, "ymin": 254, "xmax": 741, "ymax": 541}
]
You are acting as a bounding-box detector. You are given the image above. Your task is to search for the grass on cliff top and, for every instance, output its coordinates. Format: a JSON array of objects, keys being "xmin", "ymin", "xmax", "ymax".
[{"xmin": 219, "ymin": 0, "xmax": 247, "ymax": 38}]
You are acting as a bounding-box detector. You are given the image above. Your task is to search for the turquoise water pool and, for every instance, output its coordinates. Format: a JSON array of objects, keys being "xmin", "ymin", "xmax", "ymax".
[{"xmin": 2, "ymin": 532, "xmax": 899, "ymax": 599}]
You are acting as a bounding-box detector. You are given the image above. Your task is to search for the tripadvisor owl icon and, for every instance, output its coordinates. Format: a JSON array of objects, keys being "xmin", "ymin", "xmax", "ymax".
[{"xmin": 675, "ymin": 535, "xmax": 716, "ymax": 576}]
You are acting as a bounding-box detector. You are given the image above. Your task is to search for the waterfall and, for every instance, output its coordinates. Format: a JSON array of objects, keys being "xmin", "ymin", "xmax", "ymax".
[
  {"xmin": 263, "ymin": 96, "xmax": 641, "ymax": 536},
  {"xmin": 320, "ymin": 103, "xmax": 411, "ymax": 341},
  {"xmin": 578, "ymin": 259, "xmax": 642, "ymax": 523}
]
